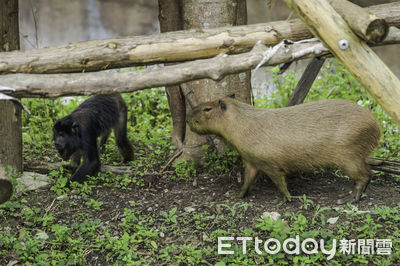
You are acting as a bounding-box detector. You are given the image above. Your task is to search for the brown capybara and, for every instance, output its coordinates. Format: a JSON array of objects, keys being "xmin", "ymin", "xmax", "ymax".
[{"xmin": 188, "ymin": 95, "xmax": 381, "ymax": 203}]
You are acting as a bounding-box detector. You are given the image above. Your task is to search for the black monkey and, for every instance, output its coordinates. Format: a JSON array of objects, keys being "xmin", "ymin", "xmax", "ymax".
[{"xmin": 53, "ymin": 94, "xmax": 134, "ymax": 184}]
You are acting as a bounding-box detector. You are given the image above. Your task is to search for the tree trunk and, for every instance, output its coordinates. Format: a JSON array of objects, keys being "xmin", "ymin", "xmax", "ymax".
[
  {"xmin": 181, "ymin": 0, "xmax": 252, "ymax": 165},
  {"xmin": 0, "ymin": 0, "xmax": 20, "ymax": 203},
  {"xmin": 158, "ymin": 0, "xmax": 186, "ymax": 150}
]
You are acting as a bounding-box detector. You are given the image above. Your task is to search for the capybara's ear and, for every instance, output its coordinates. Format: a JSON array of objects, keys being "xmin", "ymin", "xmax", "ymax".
[
  {"xmin": 219, "ymin": 100, "xmax": 227, "ymax": 111},
  {"xmin": 227, "ymin": 93, "xmax": 236, "ymax": 99}
]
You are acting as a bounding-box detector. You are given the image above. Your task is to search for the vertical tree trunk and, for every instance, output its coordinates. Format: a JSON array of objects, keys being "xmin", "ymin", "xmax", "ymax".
[
  {"xmin": 181, "ymin": 0, "xmax": 252, "ymax": 165},
  {"xmin": 158, "ymin": 0, "xmax": 186, "ymax": 151},
  {"xmin": 0, "ymin": 0, "xmax": 21, "ymax": 203}
]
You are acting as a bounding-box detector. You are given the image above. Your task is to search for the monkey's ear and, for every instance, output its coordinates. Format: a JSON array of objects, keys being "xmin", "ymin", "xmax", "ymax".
[
  {"xmin": 219, "ymin": 100, "xmax": 227, "ymax": 112},
  {"xmin": 227, "ymin": 93, "xmax": 235, "ymax": 99},
  {"xmin": 71, "ymin": 121, "xmax": 80, "ymax": 135}
]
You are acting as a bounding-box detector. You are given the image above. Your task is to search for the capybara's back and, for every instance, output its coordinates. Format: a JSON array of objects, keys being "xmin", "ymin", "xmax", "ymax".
[
  {"xmin": 188, "ymin": 97, "xmax": 381, "ymax": 203},
  {"xmin": 239, "ymin": 99, "xmax": 380, "ymax": 173}
]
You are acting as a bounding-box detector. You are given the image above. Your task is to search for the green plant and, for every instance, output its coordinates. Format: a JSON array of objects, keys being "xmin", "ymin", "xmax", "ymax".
[
  {"xmin": 218, "ymin": 202, "xmax": 250, "ymax": 218},
  {"xmin": 202, "ymin": 145, "xmax": 240, "ymax": 175},
  {"xmin": 161, "ymin": 207, "xmax": 178, "ymax": 224},
  {"xmin": 299, "ymin": 194, "xmax": 314, "ymax": 210},
  {"xmin": 172, "ymin": 159, "xmax": 197, "ymax": 180},
  {"xmin": 49, "ymin": 167, "xmax": 70, "ymax": 196},
  {"xmin": 86, "ymin": 198, "xmax": 104, "ymax": 211}
]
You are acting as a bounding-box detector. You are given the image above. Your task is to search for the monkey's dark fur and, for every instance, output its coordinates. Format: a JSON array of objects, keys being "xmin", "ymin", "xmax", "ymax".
[{"xmin": 53, "ymin": 94, "xmax": 134, "ymax": 183}]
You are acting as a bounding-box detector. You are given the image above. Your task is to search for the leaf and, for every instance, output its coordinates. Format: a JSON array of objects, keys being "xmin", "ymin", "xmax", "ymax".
[
  {"xmin": 150, "ymin": 240, "xmax": 158, "ymax": 249},
  {"xmin": 35, "ymin": 230, "xmax": 49, "ymax": 241},
  {"xmin": 326, "ymin": 217, "xmax": 339, "ymax": 225}
]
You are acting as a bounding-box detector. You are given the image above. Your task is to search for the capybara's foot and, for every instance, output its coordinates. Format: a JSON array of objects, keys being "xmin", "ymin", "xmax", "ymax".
[
  {"xmin": 336, "ymin": 193, "xmax": 360, "ymax": 205},
  {"xmin": 236, "ymin": 190, "xmax": 247, "ymax": 199},
  {"xmin": 273, "ymin": 195, "xmax": 291, "ymax": 205}
]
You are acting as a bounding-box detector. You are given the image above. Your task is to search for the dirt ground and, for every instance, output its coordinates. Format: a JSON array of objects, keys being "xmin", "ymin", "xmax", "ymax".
[{"xmin": 5, "ymin": 163, "xmax": 400, "ymax": 264}]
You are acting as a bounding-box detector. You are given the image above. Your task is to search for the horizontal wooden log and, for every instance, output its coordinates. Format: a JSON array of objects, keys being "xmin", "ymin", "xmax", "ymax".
[
  {"xmin": 26, "ymin": 158, "xmax": 400, "ymax": 176},
  {"xmin": 0, "ymin": 41, "xmax": 325, "ymax": 98},
  {"xmin": 329, "ymin": 0, "xmax": 388, "ymax": 43},
  {"xmin": 0, "ymin": 30, "xmax": 399, "ymax": 99},
  {"xmin": 24, "ymin": 161, "xmax": 161, "ymax": 177},
  {"xmin": 0, "ymin": 2, "xmax": 398, "ymax": 74},
  {"xmin": 284, "ymin": 0, "xmax": 400, "ymax": 126}
]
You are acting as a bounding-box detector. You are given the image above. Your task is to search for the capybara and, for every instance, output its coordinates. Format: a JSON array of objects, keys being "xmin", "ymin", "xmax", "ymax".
[{"xmin": 188, "ymin": 95, "xmax": 381, "ymax": 203}]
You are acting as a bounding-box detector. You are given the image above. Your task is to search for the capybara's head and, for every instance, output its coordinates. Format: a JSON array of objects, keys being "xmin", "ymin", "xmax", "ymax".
[{"xmin": 188, "ymin": 94, "xmax": 236, "ymax": 135}]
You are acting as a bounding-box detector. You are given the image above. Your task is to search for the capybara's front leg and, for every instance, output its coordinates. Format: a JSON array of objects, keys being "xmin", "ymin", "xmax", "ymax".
[{"xmin": 237, "ymin": 162, "xmax": 258, "ymax": 198}]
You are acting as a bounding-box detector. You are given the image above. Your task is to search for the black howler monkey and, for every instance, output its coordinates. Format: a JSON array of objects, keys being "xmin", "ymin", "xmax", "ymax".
[{"xmin": 53, "ymin": 94, "xmax": 134, "ymax": 184}]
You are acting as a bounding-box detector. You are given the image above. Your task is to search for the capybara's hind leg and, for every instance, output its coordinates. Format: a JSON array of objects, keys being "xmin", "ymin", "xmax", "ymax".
[
  {"xmin": 264, "ymin": 168, "xmax": 292, "ymax": 202},
  {"xmin": 338, "ymin": 161, "xmax": 371, "ymax": 204},
  {"xmin": 237, "ymin": 162, "xmax": 258, "ymax": 198}
]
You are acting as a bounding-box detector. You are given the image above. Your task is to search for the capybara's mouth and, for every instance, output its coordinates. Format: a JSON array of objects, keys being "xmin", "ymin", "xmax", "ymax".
[{"xmin": 188, "ymin": 123, "xmax": 209, "ymax": 135}]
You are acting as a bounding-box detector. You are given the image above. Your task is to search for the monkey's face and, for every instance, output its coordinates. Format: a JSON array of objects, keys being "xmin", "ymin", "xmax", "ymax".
[{"xmin": 53, "ymin": 117, "xmax": 81, "ymax": 161}]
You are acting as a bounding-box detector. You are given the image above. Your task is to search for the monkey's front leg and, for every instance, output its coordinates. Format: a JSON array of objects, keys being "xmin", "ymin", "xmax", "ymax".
[{"xmin": 70, "ymin": 137, "xmax": 100, "ymax": 184}]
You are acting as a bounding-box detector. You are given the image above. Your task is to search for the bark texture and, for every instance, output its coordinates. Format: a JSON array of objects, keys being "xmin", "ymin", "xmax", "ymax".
[
  {"xmin": 158, "ymin": 0, "xmax": 186, "ymax": 150},
  {"xmin": 329, "ymin": 0, "xmax": 388, "ymax": 43},
  {"xmin": 2, "ymin": 34, "xmax": 400, "ymax": 98},
  {"xmin": 0, "ymin": 0, "xmax": 20, "ymax": 203},
  {"xmin": 181, "ymin": 0, "xmax": 252, "ymax": 165}
]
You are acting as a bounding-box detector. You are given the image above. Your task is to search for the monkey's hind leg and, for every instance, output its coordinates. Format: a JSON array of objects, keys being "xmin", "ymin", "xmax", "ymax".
[
  {"xmin": 99, "ymin": 129, "xmax": 111, "ymax": 154},
  {"xmin": 114, "ymin": 111, "xmax": 134, "ymax": 162}
]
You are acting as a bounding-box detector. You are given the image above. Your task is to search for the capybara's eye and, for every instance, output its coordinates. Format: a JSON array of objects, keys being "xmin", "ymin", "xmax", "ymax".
[{"xmin": 203, "ymin": 107, "xmax": 212, "ymax": 112}]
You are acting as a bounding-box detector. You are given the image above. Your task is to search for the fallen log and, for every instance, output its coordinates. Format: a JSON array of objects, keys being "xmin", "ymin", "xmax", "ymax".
[
  {"xmin": 25, "ymin": 161, "xmax": 139, "ymax": 176},
  {"xmin": 25, "ymin": 158, "xmax": 400, "ymax": 176},
  {"xmin": 0, "ymin": 2, "xmax": 398, "ymax": 74},
  {"xmin": 368, "ymin": 158, "xmax": 400, "ymax": 176}
]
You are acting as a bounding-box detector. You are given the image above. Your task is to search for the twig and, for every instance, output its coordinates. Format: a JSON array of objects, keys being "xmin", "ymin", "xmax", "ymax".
[
  {"xmin": 160, "ymin": 150, "xmax": 183, "ymax": 173},
  {"xmin": 44, "ymin": 198, "xmax": 57, "ymax": 216}
]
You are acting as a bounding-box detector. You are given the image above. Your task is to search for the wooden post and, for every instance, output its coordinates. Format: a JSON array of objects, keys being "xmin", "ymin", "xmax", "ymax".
[
  {"xmin": 286, "ymin": 57, "xmax": 325, "ymax": 106},
  {"xmin": 0, "ymin": 0, "xmax": 21, "ymax": 203},
  {"xmin": 283, "ymin": 0, "xmax": 400, "ymax": 126}
]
